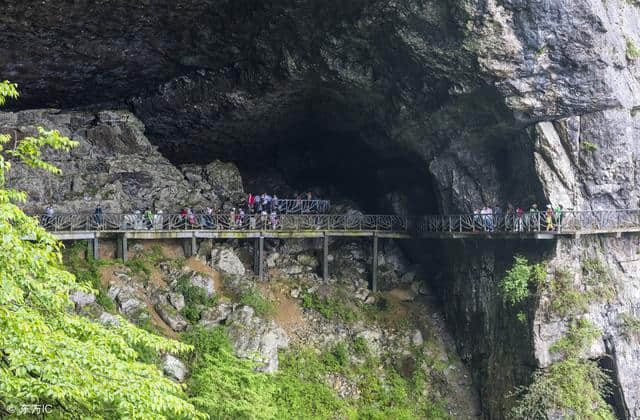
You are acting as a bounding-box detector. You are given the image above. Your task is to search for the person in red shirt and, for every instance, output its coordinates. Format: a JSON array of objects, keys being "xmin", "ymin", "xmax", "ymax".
[{"xmin": 516, "ymin": 207, "xmax": 524, "ymax": 232}]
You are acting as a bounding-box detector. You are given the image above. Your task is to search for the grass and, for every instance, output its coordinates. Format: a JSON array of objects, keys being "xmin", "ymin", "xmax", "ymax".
[{"xmin": 301, "ymin": 291, "xmax": 358, "ymax": 323}]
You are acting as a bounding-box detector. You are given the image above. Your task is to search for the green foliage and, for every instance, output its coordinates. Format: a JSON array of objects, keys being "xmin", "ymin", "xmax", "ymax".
[
  {"xmin": 619, "ymin": 313, "xmax": 640, "ymax": 339},
  {"xmin": 183, "ymin": 327, "xmax": 279, "ymax": 419},
  {"xmin": 238, "ymin": 289, "xmax": 275, "ymax": 318},
  {"xmin": 512, "ymin": 320, "xmax": 612, "ymax": 419},
  {"xmin": 125, "ymin": 257, "xmax": 152, "ymax": 284},
  {"xmin": 0, "ymin": 83, "xmax": 203, "ymax": 418},
  {"xmin": 581, "ymin": 140, "xmax": 598, "ymax": 152},
  {"xmin": 500, "ymin": 256, "xmax": 546, "ymax": 306},
  {"xmin": 302, "ymin": 292, "xmax": 358, "ymax": 323},
  {"xmin": 547, "ymin": 258, "xmax": 615, "ymax": 318},
  {"xmin": 184, "ymin": 327, "xmax": 450, "ymax": 419},
  {"xmin": 176, "ymin": 273, "xmax": 218, "ymax": 323},
  {"xmin": 322, "ymin": 342, "xmax": 350, "ymax": 371},
  {"xmin": 549, "ymin": 318, "xmax": 601, "ymax": 358},
  {"xmin": 511, "ymin": 357, "xmax": 613, "ymax": 420},
  {"xmin": 626, "ymin": 37, "xmax": 640, "ymax": 59},
  {"xmin": 0, "ymin": 81, "xmax": 18, "ymax": 106},
  {"xmin": 516, "ymin": 311, "xmax": 527, "ymax": 323},
  {"xmin": 64, "ymin": 242, "xmax": 116, "ymax": 312},
  {"xmin": 352, "ymin": 336, "xmax": 370, "ymax": 357}
]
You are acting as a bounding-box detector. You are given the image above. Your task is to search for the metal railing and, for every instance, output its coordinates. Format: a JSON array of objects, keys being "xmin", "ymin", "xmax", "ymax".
[
  {"xmin": 33, "ymin": 213, "xmax": 408, "ymax": 232},
  {"xmin": 31, "ymin": 210, "xmax": 640, "ymax": 235},
  {"xmin": 415, "ymin": 210, "xmax": 640, "ymax": 233},
  {"xmin": 267, "ymin": 199, "xmax": 331, "ymax": 214}
]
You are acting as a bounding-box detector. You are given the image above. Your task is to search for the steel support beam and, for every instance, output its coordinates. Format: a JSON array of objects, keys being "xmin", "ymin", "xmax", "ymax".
[
  {"xmin": 323, "ymin": 234, "xmax": 329, "ymax": 282},
  {"xmin": 372, "ymin": 235, "xmax": 378, "ymax": 292},
  {"xmin": 258, "ymin": 236, "xmax": 264, "ymax": 281},
  {"xmin": 117, "ymin": 233, "xmax": 128, "ymax": 262},
  {"xmin": 88, "ymin": 238, "xmax": 99, "ymax": 260}
]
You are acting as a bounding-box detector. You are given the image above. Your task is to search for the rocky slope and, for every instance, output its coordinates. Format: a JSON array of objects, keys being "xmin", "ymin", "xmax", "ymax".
[{"xmin": 65, "ymin": 237, "xmax": 480, "ymax": 418}]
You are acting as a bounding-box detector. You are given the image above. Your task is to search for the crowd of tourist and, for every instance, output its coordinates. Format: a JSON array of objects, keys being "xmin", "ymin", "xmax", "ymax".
[
  {"xmin": 39, "ymin": 192, "xmax": 322, "ymax": 231},
  {"xmin": 42, "ymin": 198, "xmax": 567, "ymax": 233},
  {"xmin": 473, "ymin": 203, "xmax": 565, "ymax": 232}
]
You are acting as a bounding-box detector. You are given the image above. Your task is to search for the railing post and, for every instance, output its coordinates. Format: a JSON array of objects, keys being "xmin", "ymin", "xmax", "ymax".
[
  {"xmin": 448, "ymin": 216, "xmax": 452, "ymax": 232},
  {"xmin": 459, "ymin": 215, "xmax": 462, "ymax": 233}
]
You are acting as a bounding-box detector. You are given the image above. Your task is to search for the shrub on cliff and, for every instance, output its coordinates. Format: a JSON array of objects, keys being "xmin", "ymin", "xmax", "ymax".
[
  {"xmin": 500, "ymin": 256, "xmax": 546, "ymax": 306},
  {"xmin": 0, "ymin": 81, "xmax": 203, "ymax": 418}
]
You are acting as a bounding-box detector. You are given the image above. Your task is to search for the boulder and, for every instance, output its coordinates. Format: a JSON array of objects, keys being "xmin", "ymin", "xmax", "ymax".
[
  {"xmin": 199, "ymin": 302, "xmax": 234, "ymax": 328},
  {"xmin": 168, "ymin": 292, "xmax": 185, "ymax": 311},
  {"xmin": 226, "ymin": 305, "xmax": 289, "ymax": 372},
  {"xmin": 387, "ymin": 288, "xmax": 416, "ymax": 302},
  {"xmin": 70, "ymin": 290, "xmax": 96, "ymax": 306},
  {"xmin": 98, "ymin": 312, "xmax": 120, "ymax": 327},
  {"xmin": 412, "ymin": 329, "xmax": 424, "ymax": 347},
  {"xmin": 290, "ymin": 288, "xmax": 301, "ymax": 299},
  {"xmin": 108, "ymin": 285, "xmax": 146, "ymax": 315},
  {"xmin": 190, "ymin": 273, "xmax": 215, "ymax": 297},
  {"xmin": 155, "ymin": 303, "xmax": 188, "ymax": 332},
  {"xmin": 266, "ymin": 252, "xmax": 280, "ymax": 268},
  {"xmin": 354, "ymin": 288, "xmax": 369, "ymax": 302},
  {"xmin": 162, "ymin": 354, "xmax": 188, "ymax": 382},
  {"xmin": 211, "ymin": 247, "xmax": 246, "ymax": 275}
]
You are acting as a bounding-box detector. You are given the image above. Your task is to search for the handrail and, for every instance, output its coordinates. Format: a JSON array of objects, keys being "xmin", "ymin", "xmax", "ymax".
[
  {"xmin": 414, "ymin": 210, "xmax": 640, "ymax": 233},
  {"xmin": 29, "ymin": 210, "xmax": 640, "ymax": 234},
  {"xmin": 31, "ymin": 213, "xmax": 407, "ymax": 232}
]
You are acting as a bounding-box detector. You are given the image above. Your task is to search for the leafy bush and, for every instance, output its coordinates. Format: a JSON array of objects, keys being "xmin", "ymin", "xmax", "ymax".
[
  {"xmin": 500, "ymin": 256, "xmax": 546, "ymax": 306},
  {"xmin": 512, "ymin": 319, "xmax": 612, "ymax": 419},
  {"xmin": 0, "ymin": 81, "xmax": 202, "ymax": 418},
  {"xmin": 511, "ymin": 357, "xmax": 613, "ymax": 420},
  {"xmin": 352, "ymin": 336, "xmax": 370, "ymax": 356}
]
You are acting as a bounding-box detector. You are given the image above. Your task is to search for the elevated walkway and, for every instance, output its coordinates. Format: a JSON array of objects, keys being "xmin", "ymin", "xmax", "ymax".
[{"xmin": 30, "ymin": 210, "xmax": 640, "ymax": 290}]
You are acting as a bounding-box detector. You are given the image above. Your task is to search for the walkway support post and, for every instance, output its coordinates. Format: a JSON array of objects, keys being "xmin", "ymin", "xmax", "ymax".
[
  {"xmin": 258, "ymin": 236, "xmax": 264, "ymax": 281},
  {"xmin": 323, "ymin": 234, "xmax": 329, "ymax": 282},
  {"xmin": 89, "ymin": 238, "xmax": 99, "ymax": 261},
  {"xmin": 253, "ymin": 238, "xmax": 260, "ymax": 275},
  {"xmin": 117, "ymin": 233, "xmax": 128, "ymax": 262},
  {"xmin": 191, "ymin": 235, "xmax": 197, "ymax": 257},
  {"xmin": 372, "ymin": 234, "xmax": 378, "ymax": 292}
]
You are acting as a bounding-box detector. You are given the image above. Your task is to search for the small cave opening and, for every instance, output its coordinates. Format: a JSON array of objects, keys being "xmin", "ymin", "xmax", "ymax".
[{"xmin": 597, "ymin": 352, "xmax": 629, "ymax": 419}]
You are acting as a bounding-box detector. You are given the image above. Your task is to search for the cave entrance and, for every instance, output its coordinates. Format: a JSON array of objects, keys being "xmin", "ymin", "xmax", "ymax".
[
  {"xmin": 597, "ymin": 354, "xmax": 628, "ymax": 419},
  {"xmin": 232, "ymin": 110, "xmax": 440, "ymax": 216}
]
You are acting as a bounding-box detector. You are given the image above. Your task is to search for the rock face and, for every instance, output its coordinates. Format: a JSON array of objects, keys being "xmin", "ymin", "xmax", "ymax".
[
  {"xmin": 3, "ymin": 1, "xmax": 640, "ymax": 418},
  {"xmin": 225, "ymin": 305, "xmax": 289, "ymax": 373},
  {"xmin": 0, "ymin": 110, "xmax": 245, "ymax": 213},
  {"xmin": 210, "ymin": 247, "xmax": 246, "ymax": 276}
]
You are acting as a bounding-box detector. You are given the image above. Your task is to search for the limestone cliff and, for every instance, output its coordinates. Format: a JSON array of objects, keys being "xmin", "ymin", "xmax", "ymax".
[{"xmin": 1, "ymin": 0, "xmax": 640, "ymax": 418}]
